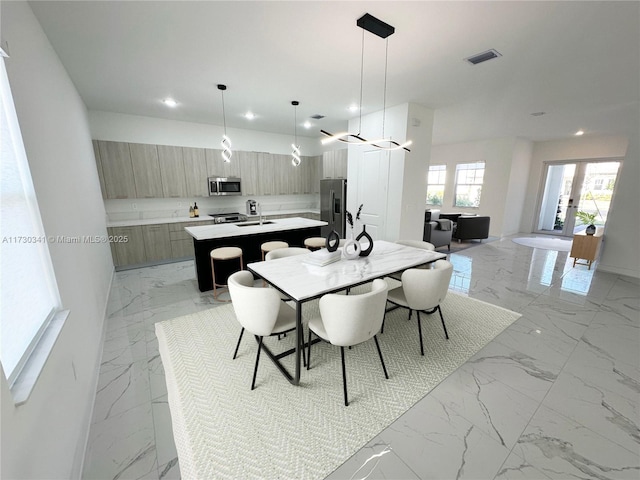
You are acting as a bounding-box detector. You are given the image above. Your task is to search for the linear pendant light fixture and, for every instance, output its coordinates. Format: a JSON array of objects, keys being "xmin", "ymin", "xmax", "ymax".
[
  {"xmin": 217, "ymin": 84, "xmax": 232, "ymax": 163},
  {"xmin": 291, "ymin": 101, "xmax": 301, "ymax": 167},
  {"xmin": 321, "ymin": 13, "xmax": 411, "ymax": 152}
]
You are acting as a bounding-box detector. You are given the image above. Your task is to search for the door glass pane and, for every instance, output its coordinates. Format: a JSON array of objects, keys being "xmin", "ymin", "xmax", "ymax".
[
  {"xmin": 574, "ymin": 161, "xmax": 620, "ymax": 233},
  {"xmin": 537, "ymin": 164, "xmax": 575, "ymax": 232}
]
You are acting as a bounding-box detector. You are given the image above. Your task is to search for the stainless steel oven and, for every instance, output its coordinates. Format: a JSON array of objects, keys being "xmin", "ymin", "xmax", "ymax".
[{"xmin": 208, "ymin": 177, "xmax": 241, "ymax": 196}]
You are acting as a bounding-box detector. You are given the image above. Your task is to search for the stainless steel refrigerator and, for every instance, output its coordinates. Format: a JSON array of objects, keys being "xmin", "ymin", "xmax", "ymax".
[{"xmin": 320, "ymin": 178, "xmax": 347, "ymax": 238}]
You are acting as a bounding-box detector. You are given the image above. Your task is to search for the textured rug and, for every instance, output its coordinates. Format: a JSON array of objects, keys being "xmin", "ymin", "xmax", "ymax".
[
  {"xmin": 156, "ymin": 282, "xmax": 521, "ymax": 480},
  {"xmin": 512, "ymin": 236, "xmax": 573, "ymax": 252},
  {"xmin": 434, "ymin": 236, "xmax": 500, "ymax": 254}
]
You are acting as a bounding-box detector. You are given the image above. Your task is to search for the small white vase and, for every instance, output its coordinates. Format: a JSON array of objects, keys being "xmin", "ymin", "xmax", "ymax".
[{"xmin": 342, "ymin": 230, "xmax": 361, "ymax": 260}]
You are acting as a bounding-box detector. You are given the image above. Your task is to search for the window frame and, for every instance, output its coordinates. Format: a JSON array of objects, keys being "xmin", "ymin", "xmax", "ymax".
[
  {"xmin": 426, "ymin": 164, "xmax": 446, "ymax": 206},
  {"xmin": 454, "ymin": 161, "xmax": 485, "ymax": 208}
]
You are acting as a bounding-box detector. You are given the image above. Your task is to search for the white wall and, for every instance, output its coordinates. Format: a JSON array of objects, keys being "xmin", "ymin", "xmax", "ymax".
[
  {"xmin": 89, "ymin": 110, "xmax": 325, "ymax": 156},
  {"xmin": 346, "ymin": 102, "xmax": 434, "ymax": 242},
  {"xmin": 522, "ymin": 135, "xmax": 638, "ymax": 278},
  {"xmin": 430, "ymin": 137, "xmax": 532, "ymax": 237},
  {"xmin": 1, "ymin": 3, "xmax": 113, "ymax": 478}
]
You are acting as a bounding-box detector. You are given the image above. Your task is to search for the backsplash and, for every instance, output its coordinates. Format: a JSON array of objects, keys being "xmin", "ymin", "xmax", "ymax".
[{"xmin": 105, "ymin": 194, "xmax": 319, "ymax": 222}]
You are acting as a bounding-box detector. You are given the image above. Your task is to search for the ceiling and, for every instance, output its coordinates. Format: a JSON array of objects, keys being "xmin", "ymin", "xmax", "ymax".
[{"xmin": 27, "ymin": 1, "xmax": 640, "ymax": 145}]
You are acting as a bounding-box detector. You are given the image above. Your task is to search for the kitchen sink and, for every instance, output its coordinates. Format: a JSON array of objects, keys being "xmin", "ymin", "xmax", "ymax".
[{"xmin": 236, "ymin": 221, "xmax": 275, "ymax": 227}]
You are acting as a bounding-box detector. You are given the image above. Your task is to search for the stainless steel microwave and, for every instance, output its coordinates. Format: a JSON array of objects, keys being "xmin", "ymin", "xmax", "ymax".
[{"xmin": 208, "ymin": 177, "xmax": 242, "ymax": 196}]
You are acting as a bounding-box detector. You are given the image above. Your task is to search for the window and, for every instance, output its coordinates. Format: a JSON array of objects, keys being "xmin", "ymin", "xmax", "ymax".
[
  {"xmin": 0, "ymin": 57, "xmax": 62, "ymax": 389},
  {"xmin": 593, "ymin": 178, "xmax": 604, "ymax": 190},
  {"xmin": 454, "ymin": 162, "xmax": 485, "ymax": 208},
  {"xmin": 426, "ymin": 165, "xmax": 446, "ymax": 206}
]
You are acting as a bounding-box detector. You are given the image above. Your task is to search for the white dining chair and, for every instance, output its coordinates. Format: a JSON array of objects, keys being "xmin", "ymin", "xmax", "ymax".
[
  {"xmin": 265, "ymin": 247, "xmax": 309, "ymax": 301},
  {"xmin": 306, "ymin": 279, "xmax": 389, "ymax": 406},
  {"xmin": 388, "ymin": 240, "xmax": 436, "ymax": 281},
  {"xmin": 228, "ymin": 270, "xmax": 299, "ymax": 389},
  {"xmin": 385, "ymin": 259, "xmax": 453, "ymax": 356}
]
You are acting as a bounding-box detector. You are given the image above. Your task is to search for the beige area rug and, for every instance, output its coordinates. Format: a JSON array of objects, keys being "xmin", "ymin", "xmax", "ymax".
[{"xmin": 156, "ymin": 283, "xmax": 521, "ymax": 480}]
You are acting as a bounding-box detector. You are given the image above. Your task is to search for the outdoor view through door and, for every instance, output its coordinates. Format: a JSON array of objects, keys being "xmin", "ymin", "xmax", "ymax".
[{"xmin": 535, "ymin": 160, "xmax": 621, "ymax": 236}]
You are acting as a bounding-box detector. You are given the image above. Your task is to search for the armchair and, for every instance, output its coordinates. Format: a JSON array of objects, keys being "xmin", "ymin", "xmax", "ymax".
[
  {"xmin": 423, "ymin": 219, "xmax": 453, "ymax": 250},
  {"xmin": 453, "ymin": 216, "xmax": 490, "ymax": 242}
]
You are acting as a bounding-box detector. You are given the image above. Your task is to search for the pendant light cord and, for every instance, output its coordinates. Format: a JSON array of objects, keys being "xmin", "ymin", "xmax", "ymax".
[
  {"xmin": 221, "ymin": 89, "xmax": 227, "ymax": 135},
  {"xmin": 357, "ymin": 28, "xmax": 365, "ymax": 135},
  {"xmin": 382, "ymin": 38, "xmax": 388, "ymax": 140}
]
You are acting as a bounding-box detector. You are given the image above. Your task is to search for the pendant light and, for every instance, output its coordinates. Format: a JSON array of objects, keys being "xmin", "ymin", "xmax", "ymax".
[
  {"xmin": 321, "ymin": 13, "xmax": 411, "ymax": 152},
  {"xmin": 291, "ymin": 101, "xmax": 301, "ymax": 167},
  {"xmin": 217, "ymin": 84, "xmax": 232, "ymax": 163}
]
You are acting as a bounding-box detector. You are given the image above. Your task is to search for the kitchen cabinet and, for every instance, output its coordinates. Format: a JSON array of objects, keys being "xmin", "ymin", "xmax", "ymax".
[
  {"xmin": 157, "ymin": 145, "xmax": 188, "ymax": 198},
  {"xmin": 310, "ymin": 155, "xmax": 322, "ymax": 194},
  {"xmin": 129, "ymin": 143, "xmax": 163, "ymax": 198},
  {"xmin": 183, "ymin": 147, "xmax": 209, "ymax": 197},
  {"xmin": 92, "ymin": 140, "xmax": 107, "ymax": 199},
  {"xmin": 205, "ymin": 148, "xmax": 241, "ymax": 179},
  {"xmin": 238, "ymin": 151, "xmax": 261, "ymax": 196},
  {"xmin": 98, "ymin": 141, "xmax": 137, "ymax": 199},
  {"xmin": 142, "ymin": 224, "xmax": 172, "ymax": 262},
  {"xmin": 108, "ymin": 226, "xmax": 146, "ymax": 267},
  {"xmin": 322, "ymin": 149, "xmax": 348, "ymax": 179}
]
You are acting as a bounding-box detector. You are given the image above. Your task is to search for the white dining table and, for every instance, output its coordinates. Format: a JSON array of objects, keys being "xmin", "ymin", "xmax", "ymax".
[{"xmin": 247, "ymin": 240, "xmax": 447, "ymax": 385}]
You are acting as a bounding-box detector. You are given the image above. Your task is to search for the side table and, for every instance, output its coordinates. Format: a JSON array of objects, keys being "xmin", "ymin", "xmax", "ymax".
[{"xmin": 570, "ymin": 228, "xmax": 603, "ymax": 269}]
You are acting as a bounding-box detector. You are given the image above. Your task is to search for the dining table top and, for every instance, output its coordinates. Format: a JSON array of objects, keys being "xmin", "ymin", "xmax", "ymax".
[{"xmin": 247, "ymin": 240, "xmax": 447, "ymax": 303}]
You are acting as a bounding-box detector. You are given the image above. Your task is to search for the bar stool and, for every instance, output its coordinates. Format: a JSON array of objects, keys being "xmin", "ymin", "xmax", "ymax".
[
  {"xmin": 260, "ymin": 241, "xmax": 289, "ymax": 261},
  {"xmin": 304, "ymin": 237, "xmax": 325, "ymax": 251},
  {"xmin": 210, "ymin": 247, "xmax": 243, "ymax": 302}
]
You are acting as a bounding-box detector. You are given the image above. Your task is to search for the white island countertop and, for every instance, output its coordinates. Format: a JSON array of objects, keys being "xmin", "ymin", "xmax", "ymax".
[{"xmin": 185, "ymin": 217, "xmax": 327, "ymax": 241}]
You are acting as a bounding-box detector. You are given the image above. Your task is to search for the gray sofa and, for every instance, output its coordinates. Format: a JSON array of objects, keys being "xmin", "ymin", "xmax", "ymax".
[
  {"xmin": 453, "ymin": 216, "xmax": 490, "ymax": 242},
  {"xmin": 423, "ymin": 210, "xmax": 453, "ymax": 250}
]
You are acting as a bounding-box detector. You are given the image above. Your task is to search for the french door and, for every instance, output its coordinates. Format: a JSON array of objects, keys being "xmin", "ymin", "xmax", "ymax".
[{"xmin": 534, "ymin": 159, "xmax": 621, "ymax": 237}]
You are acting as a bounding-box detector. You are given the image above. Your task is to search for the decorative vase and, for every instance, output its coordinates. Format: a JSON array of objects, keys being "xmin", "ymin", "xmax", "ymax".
[
  {"xmin": 356, "ymin": 224, "xmax": 373, "ymax": 257},
  {"xmin": 585, "ymin": 224, "xmax": 596, "ymax": 235},
  {"xmin": 325, "ymin": 229, "xmax": 340, "ymax": 252},
  {"xmin": 342, "ymin": 230, "xmax": 361, "ymax": 260}
]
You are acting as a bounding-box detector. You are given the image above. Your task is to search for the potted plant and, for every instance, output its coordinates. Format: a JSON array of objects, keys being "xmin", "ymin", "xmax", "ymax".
[{"xmin": 575, "ymin": 211, "xmax": 598, "ymax": 235}]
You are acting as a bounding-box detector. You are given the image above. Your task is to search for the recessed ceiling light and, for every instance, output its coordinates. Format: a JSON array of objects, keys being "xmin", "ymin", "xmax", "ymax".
[
  {"xmin": 348, "ymin": 104, "xmax": 359, "ymax": 112},
  {"xmin": 575, "ymin": 130, "xmax": 584, "ymax": 136},
  {"xmin": 303, "ymin": 121, "xmax": 312, "ymax": 129},
  {"xmin": 244, "ymin": 112, "xmax": 255, "ymax": 120},
  {"xmin": 163, "ymin": 98, "xmax": 177, "ymax": 108}
]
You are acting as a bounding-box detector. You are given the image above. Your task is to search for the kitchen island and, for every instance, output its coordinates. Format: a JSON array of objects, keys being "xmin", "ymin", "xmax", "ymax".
[{"xmin": 186, "ymin": 217, "xmax": 326, "ymax": 292}]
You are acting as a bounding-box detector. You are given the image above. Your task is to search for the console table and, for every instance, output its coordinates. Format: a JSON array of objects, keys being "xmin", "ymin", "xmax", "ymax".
[{"xmin": 570, "ymin": 228, "xmax": 603, "ymax": 269}]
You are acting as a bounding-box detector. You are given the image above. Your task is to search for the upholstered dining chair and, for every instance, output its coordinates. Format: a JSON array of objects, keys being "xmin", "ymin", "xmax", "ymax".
[
  {"xmin": 306, "ymin": 279, "xmax": 389, "ymax": 406},
  {"xmin": 265, "ymin": 247, "xmax": 309, "ymax": 301},
  {"xmin": 388, "ymin": 240, "xmax": 436, "ymax": 281},
  {"xmin": 228, "ymin": 270, "xmax": 299, "ymax": 389},
  {"xmin": 384, "ymin": 259, "xmax": 453, "ymax": 356}
]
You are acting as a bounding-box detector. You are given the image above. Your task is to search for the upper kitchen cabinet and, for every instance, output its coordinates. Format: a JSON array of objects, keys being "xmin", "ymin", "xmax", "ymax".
[
  {"xmin": 92, "ymin": 140, "xmax": 107, "ymax": 199},
  {"xmin": 98, "ymin": 141, "xmax": 137, "ymax": 199},
  {"xmin": 322, "ymin": 149, "xmax": 348, "ymax": 179},
  {"xmin": 183, "ymin": 147, "xmax": 209, "ymax": 197},
  {"xmin": 157, "ymin": 145, "xmax": 188, "ymax": 198},
  {"xmin": 129, "ymin": 143, "xmax": 163, "ymax": 198},
  {"xmin": 205, "ymin": 148, "xmax": 241, "ymax": 179},
  {"xmin": 237, "ymin": 151, "xmax": 260, "ymax": 196},
  {"xmin": 309, "ymin": 155, "xmax": 322, "ymax": 194}
]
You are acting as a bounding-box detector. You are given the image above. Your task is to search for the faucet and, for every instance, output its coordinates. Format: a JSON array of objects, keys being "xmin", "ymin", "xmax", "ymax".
[{"xmin": 258, "ymin": 203, "xmax": 263, "ymax": 225}]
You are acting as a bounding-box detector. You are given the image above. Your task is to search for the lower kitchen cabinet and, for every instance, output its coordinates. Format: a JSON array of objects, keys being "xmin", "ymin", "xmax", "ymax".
[
  {"xmin": 109, "ymin": 226, "xmax": 146, "ymax": 267},
  {"xmin": 142, "ymin": 224, "xmax": 172, "ymax": 262}
]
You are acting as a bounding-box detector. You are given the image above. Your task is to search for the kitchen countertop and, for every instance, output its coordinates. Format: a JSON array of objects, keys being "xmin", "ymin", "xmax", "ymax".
[
  {"xmin": 107, "ymin": 208, "xmax": 320, "ymax": 228},
  {"xmin": 185, "ymin": 217, "xmax": 327, "ymax": 241}
]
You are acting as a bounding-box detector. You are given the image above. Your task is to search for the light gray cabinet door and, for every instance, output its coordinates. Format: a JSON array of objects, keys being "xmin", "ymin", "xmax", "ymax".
[
  {"xmin": 130, "ymin": 143, "xmax": 163, "ymax": 198},
  {"xmin": 238, "ymin": 151, "xmax": 260, "ymax": 196},
  {"xmin": 157, "ymin": 145, "xmax": 187, "ymax": 198},
  {"xmin": 334, "ymin": 149, "xmax": 348, "ymax": 178},
  {"xmin": 183, "ymin": 147, "xmax": 208, "ymax": 197},
  {"xmin": 108, "ymin": 226, "xmax": 146, "ymax": 266},
  {"xmin": 322, "ymin": 150, "xmax": 335, "ymax": 179},
  {"xmin": 142, "ymin": 224, "xmax": 172, "ymax": 262},
  {"xmin": 98, "ymin": 141, "xmax": 137, "ymax": 199},
  {"xmin": 92, "ymin": 140, "xmax": 107, "ymax": 199},
  {"xmin": 205, "ymin": 148, "xmax": 241, "ymax": 178},
  {"xmin": 309, "ymin": 155, "xmax": 322, "ymax": 194}
]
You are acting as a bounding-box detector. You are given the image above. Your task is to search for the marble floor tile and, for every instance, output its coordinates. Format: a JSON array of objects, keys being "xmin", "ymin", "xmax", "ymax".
[
  {"xmin": 325, "ymin": 440, "xmax": 419, "ymax": 480},
  {"xmin": 429, "ymin": 364, "xmax": 540, "ymax": 449},
  {"xmin": 151, "ymin": 396, "xmax": 178, "ymax": 470},
  {"xmin": 376, "ymin": 395, "xmax": 510, "ymax": 479},
  {"xmin": 512, "ymin": 405, "xmax": 640, "ymax": 479},
  {"xmin": 494, "ymin": 452, "xmax": 553, "ymax": 480},
  {"xmin": 521, "ymin": 296, "xmax": 598, "ymax": 343},
  {"xmin": 582, "ymin": 310, "xmax": 640, "ymax": 371},
  {"xmin": 83, "ymin": 402, "xmax": 158, "ymax": 480}
]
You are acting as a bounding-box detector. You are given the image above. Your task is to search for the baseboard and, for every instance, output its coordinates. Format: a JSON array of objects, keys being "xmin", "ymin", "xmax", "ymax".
[
  {"xmin": 71, "ymin": 266, "xmax": 116, "ymax": 479},
  {"xmin": 596, "ymin": 262, "xmax": 640, "ymax": 279}
]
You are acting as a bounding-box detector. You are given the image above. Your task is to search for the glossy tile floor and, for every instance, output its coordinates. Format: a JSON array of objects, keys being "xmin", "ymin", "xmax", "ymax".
[{"xmin": 82, "ymin": 235, "xmax": 639, "ymax": 479}]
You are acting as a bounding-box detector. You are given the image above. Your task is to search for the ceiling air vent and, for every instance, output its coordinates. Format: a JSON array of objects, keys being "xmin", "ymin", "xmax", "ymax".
[
  {"xmin": 310, "ymin": 114, "xmax": 325, "ymax": 120},
  {"xmin": 465, "ymin": 49, "xmax": 502, "ymax": 65}
]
